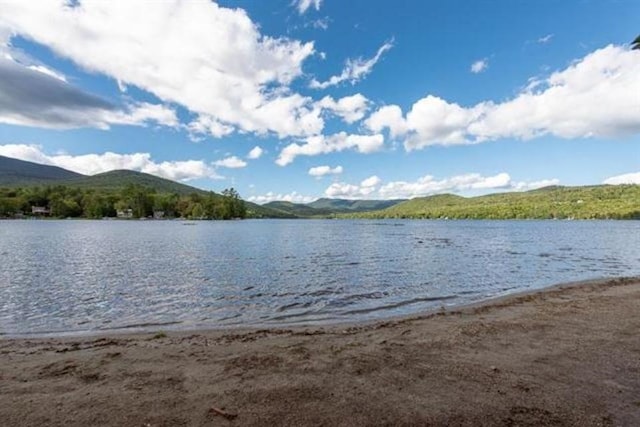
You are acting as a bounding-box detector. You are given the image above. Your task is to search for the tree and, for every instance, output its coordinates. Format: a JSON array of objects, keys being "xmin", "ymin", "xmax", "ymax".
[
  {"xmin": 221, "ymin": 188, "xmax": 246, "ymax": 219},
  {"xmin": 191, "ymin": 203, "xmax": 205, "ymax": 219},
  {"xmin": 633, "ymin": 35, "xmax": 640, "ymax": 50}
]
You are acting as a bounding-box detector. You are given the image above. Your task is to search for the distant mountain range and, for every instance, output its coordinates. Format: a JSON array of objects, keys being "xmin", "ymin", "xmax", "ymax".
[
  {"xmin": 2, "ymin": 154, "xmax": 638, "ymax": 220},
  {"xmin": 262, "ymin": 198, "xmax": 406, "ymax": 217},
  {"xmin": 0, "ymin": 155, "xmax": 406, "ymax": 218}
]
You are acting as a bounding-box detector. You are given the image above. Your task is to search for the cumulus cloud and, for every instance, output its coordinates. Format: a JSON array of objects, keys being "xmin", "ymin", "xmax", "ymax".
[
  {"xmin": 309, "ymin": 40, "xmax": 393, "ymax": 89},
  {"xmin": 603, "ymin": 172, "xmax": 640, "ymax": 185},
  {"xmin": 322, "ymin": 173, "xmax": 559, "ymax": 200},
  {"xmin": 364, "ymin": 105, "xmax": 408, "ymax": 139},
  {"xmin": 247, "ymin": 146, "xmax": 264, "ymax": 159},
  {"xmin": 276, "ymin": 132, "xmax": 384, "ymax": 166},
  {"xmin": 325, "ymin": 175, "xmax": 381, "ymax": 198},
  {"xmin": 308, "ymin": 165, "xmax": 343, "ymax": 177},
  {"xmin": 248, "ymin": 191, "xmax": 316, "ymax": 204},
  {"xmin": 378, "ymin": 173, "xmax": 514, "ymax": 199},
  {"xmin": 0, "ymin": 1, "xmax": 322, "ymax": 139},
  {"xmin": 0, "ymin": 57, "xmax": 177, "ymax": 129},
  {"xmin": 214, "ymin": 156, "xmax": 248, "ymax": 169},
  {"xmin": 0, "ymin": 144, "xmax": 222, "ymax": 181},
  {"xmin": 470, "ymin": 58, "xmax": 488, "ymax": 74},
  {"xmin": 295, "ymin": 0, "xmax": 322, "ymax": 14},
  {"xmin": 366, "ymin": 45, "xmax": 640, "ymax": 150},
  {"xmin": 187, "ymin": 115, "xmax": 234, "ymax": 140},
  {"xmin": 316, "ymin": 94, "xmax": 369, "ymax": 124}
]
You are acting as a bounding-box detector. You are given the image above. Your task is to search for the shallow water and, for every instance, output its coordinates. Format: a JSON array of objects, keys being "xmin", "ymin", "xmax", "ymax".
[{"xmin": 1, "ymin": 219, "xmax": 639, "ymax": 336}]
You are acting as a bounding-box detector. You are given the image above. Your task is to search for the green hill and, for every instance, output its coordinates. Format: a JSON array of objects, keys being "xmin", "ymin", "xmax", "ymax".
[
  {"xmin": 0, "ymin": 155, "xmax": 285, "ymax": 218},
  {"xmin": 262, "ymin": 201, "xmax": 334, "ymax": 217},
  {"xmin": 0, "ymin": 155, "xmax": 83, "ymax": 184},
  {"xmin": 308, "ymin": 198, "xmax": 405, "ymax": 212},
  {"xmin": 347, "ymin": 185, "xmax": 640, "ymax": 220},
  {"xmin": 260, "ymin": 199, "xmax": 407, "ymax": 217},
  {"xmin": 62, "ymin": 169, "xmax": 213, "ymax": 195}
]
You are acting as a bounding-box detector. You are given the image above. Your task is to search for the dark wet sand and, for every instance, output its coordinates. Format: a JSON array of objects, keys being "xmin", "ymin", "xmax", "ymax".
[{"xmin": 1, "ymin": 277, "xmax": 639, "ymax": 426}]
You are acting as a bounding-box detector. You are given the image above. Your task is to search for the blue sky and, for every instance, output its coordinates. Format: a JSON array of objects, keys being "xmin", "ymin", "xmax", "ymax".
[{"xmin": 0, "ymin": 0, "xmax": 639, "ymax": 203}]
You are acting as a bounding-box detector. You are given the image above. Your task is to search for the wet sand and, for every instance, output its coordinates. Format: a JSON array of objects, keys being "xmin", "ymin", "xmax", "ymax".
[{"xmin": 1, "ymin": 277, "xmax": 639, "ymax": 426}]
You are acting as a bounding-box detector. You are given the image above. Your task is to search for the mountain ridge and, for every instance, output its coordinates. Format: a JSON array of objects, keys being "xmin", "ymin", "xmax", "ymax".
[{"xmin": 0, "ymin": 155, "xmax": 287, "ymax": 218}]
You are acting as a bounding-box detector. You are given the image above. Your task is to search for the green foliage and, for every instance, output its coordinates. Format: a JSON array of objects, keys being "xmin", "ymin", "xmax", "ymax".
[
  {"xmin": 342, "ymin": 185, "xmax": 640, "ymax": 220},
  {"xmin": 307, "ymin": 198, "xmax": 405, "ymax": 212},
  {"xmin": 0, "ymin": 184, "xmax": 248, "ymax": 220},
  {"xmin": 0, "ymin": 155, "xmax": 288, "ymax": 219},
  {"xmin": 262, "ymin": 198, "xmax": 406, "ymax": 218}
]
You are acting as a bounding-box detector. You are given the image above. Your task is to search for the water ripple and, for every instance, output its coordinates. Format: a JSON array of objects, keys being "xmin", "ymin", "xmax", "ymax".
[{"xmin": 1, "ymin": 219, "xmax": 640, "ymax": 335}]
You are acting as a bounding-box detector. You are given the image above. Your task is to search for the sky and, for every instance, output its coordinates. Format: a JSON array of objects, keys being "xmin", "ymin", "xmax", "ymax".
[{"xmin": 0, "ymin": 0, "xmax": 639, "ymax": 204}]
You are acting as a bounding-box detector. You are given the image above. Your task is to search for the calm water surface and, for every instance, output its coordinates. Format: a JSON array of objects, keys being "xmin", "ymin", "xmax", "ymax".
[{"xmin": 1, "ymin": 219, "xmax": 640, "ymax": 336}]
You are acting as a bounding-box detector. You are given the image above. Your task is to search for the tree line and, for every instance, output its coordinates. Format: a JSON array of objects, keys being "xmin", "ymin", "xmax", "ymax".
[
  {"xmin": 343, "ymin": 185, "xmax": 640, "ymax": 220},
  {"xmin": 0, "ymin": 185, "xmax": 246, "ymax": 219}
]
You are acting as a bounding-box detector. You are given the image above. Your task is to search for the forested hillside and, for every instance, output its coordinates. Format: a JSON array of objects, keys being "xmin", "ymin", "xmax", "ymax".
[{"xmin": 345, "ymin": 185, "xmax": 640, "ymax": 220}]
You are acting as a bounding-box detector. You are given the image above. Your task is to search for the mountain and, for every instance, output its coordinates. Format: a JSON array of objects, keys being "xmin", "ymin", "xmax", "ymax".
[
  {"xmin": 262, "ymin": 201, "xmax": 334, "ymax": 217},
  {"xmin": 63, "ymin": 169, "xmax": 214, "ymax": 195},
  {"xmin": 347, "ymin": 185, "xmax": 640, "ymax": 220},
  {"xmin": 0, "ymin": 155, "xmax": 83, "ymax": 184},
  {"xmin": 0, "ymin": 155, "xmax": 286, "ymax": 218},
  {"xmin": 308, "ymin": 198, "xmax": 405, "ymax": 212},
  {"xmin": 261, "ymin": 199, "xmax": 407, "ymax": 217}
]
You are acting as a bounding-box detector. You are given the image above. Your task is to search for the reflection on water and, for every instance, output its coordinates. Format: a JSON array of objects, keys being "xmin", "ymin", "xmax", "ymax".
[{"xmin": 1, "ymin": 219, "xmax": 639, "ymax": 335}]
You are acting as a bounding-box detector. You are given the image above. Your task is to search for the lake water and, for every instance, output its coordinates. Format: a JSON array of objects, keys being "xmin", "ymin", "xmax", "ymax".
[{"xmin": 1, "ymin": 219, "xmax": 640, "ymax": 336}]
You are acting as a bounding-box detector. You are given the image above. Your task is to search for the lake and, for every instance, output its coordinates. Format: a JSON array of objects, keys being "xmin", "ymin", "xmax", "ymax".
[{"xmin": 1, "ymin": 219, "xmax": 639, "ymax": 336}]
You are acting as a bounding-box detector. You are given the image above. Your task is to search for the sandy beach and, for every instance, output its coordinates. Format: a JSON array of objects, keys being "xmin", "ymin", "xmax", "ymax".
[{"xmin": 1, "ymin": 277, "xmax": 639, "ymax": 426}]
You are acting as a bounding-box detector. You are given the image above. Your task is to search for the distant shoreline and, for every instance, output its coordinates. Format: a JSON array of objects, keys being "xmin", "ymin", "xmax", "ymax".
[{"xmin": 1, "ymin": 216, "xmax": 639, "ymax": 221}]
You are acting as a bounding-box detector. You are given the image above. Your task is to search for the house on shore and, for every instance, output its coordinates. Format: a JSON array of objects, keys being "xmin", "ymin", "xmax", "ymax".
[
  {"xmin": 116, "ymin": 209, "xmax": 133, "ymax": 219},
  {"xmin": 31, "ymin": 206, "xmax": 50, "ymax": 216}
]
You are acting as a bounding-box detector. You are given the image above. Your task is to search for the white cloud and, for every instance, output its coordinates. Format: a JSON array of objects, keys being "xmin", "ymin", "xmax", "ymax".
[
  {"xmin": 111, "ymin": 102, "xmax": 179, "ymax": 127},
  {"xmin": 603, "ymin": 172, "xmax": 640, "ymax": 185},
  {"xmin": 308, "ymin": 165, "xmax": 343, "ymax": 177},
  {"xmin": 247, "ymin": 146, "xmax": 264, "ymax": 159},
  {"xmin": 324, "ymin": 175, "xmax": 381, "ymax": 198},
  {"xmin": 0, "ymin": 144, "xmax": 222, "ymax": 181},
  {"xmin": 309, "ymin": 40, "xmax": 393, "ymax": 89},
  {"xmin": 276, "ymin": 132, "xmax": 384, "ymax": 166},
  {"xmin": 295, "ymin": 0, "xmax": 322, "ymax": 14},
  {"xmin": 187, "ymin": 115, "xmax": 234, "ymax": 139},
  {"xmin": 364, "ymin": 104, "xmax": 407, "ymax": 139},
  {"xmin": 366, "ymin": 45, "xmax": 640, "ymax": 150},
  {"xmin": 511, "ymin": 178, "xmax": 560, "ymax": 191},
  {"xmin": 0, "ymin": 1, "xmax": 322, "ymax": 139},
  {"xmin": 378, "ymin": 173, "xmax": 512, "ymax": 199},
  {"xmin": 214, "ymin": 156, "xmax": 247, "ymax": 169},
  {"xmin": 316, "ymin": 94, "xmax": 369, "ymax": 123},
  {"xmin": 538, "ymin": 34, "xmax": 554, "ymax": 44},
  {"xmin": 248, "ymin": 191, "xmax": 316, "ymax": 204},
  {"xmin": 470, "ymin": 58, "xmax": 488, "ymax": 74},
  {"xmin": 322, "ymin": 173, "xmax": 559, "ymax": 200}
]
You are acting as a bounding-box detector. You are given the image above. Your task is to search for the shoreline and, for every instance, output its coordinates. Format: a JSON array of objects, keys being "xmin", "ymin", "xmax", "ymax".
[
  {"xmin": 2, "ymin": 277, "xmax": 640, "ymax": 425},
  {"xmin": 4, "ymin": 275, "xmax": 638, "ymax": 340}
]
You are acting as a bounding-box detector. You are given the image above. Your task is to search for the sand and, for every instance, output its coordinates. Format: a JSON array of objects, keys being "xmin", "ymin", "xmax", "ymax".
[{"xmin": 1, "ymin": 277, "xmax": 639, "ymax": 426}]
